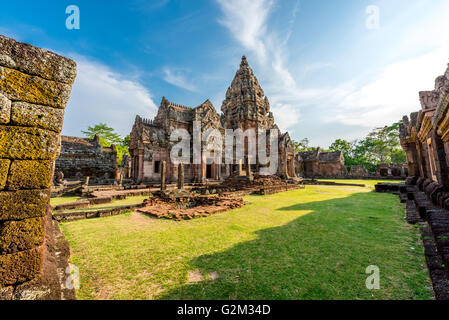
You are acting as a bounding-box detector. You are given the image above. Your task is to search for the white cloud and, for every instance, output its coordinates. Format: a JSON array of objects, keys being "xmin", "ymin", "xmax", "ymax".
[
  {"xmin": 162, "ymin": 67, "xmax": 197, "ymax": 92},
  {"xmin": 216, "ymin": 0, "xmax": 274, "ymax": 63},
  {"xmin": 63, "ymin": 55, "xmax": 158, "ymax": 137},
  {"xmin": 331, "ymin": 49, "xmax": 449, "ymax": 127},
  {"xmin": 327, "ymin": 0, "xmax": 449, "ymax": 127},
  {"xmin": 271, "ymin": 103, "xmax": 301, "ymax": 132},
  {"xmin": 216, "ymin": 0, "xmax": 305, "ymax": 131}
]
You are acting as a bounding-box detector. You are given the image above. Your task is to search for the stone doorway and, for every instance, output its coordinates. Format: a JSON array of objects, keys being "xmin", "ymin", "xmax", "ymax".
[{"xmin": 206, "ymin": 164, "xmax": 213, "ymax": 179}]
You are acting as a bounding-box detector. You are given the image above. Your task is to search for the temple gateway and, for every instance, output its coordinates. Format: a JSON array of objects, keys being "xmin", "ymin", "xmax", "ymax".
[{"xmin": 129, "ymin": 56, "xmax": 297, "ymax": 183}]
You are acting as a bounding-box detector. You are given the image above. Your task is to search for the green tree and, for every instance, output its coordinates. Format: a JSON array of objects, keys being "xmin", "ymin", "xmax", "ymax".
[
  {"xmin": 82, "ymin": 123, "xmax": 130, "ymax": 165},
  {"xmin": 293, "ymin": 138, "xmax": 318, "ymax": 152},
  {"xmin": 326, "ymin": 122, "xmax": 406, "ymax": 173},
  {"xmin": 82, "ymin": 123, "xmax": 123, "ymax": 145}
]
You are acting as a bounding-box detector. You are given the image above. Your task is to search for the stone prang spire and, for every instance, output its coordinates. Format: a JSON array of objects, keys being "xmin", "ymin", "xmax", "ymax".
[{"xmin": 221, "ymin": 56, "xmax": 275, "ymax": 130}]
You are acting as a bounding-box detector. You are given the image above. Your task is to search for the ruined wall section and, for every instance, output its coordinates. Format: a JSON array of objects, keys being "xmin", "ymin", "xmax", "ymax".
[
  {"xmin": 0, "ymin": 35, "xmax": 76, "ymax": 300},
  {"xmin": 55, "ymin": 135, "xmax": 118, "ymax": 181}
]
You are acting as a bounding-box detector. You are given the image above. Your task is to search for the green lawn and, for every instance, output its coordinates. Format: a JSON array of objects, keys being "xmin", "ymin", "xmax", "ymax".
[
  {"xmin": 318, "ymin": 179, "xmax": 404, "ymax": 188},
  {"xmin": 60, "ymin": 180, "xmax": 432, "ymax": 300},
  {"xmin": 50, "ymin": 196, "xmax": 84, "ymax": 206},
  {"xmin": 58, "ymin": 195, "xmax": 149, "ymax": 213}
]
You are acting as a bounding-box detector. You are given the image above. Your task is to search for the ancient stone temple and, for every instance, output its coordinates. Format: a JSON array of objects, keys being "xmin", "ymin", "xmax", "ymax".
[
  {"xmin": 0, "ymin": 35, "xmax": 76, "ymax": 300},
  {"xmin": 55, "ymin": 135, "xmax": 118, "ymax": 182},
  {"xmin": 129, "ymin": 56, "xmax": 297, "ymax": 183},
  {"xmin": 400, "ymin": 65, "xmax": 449, "ymax": 185},
  {"xmin": 296, "ymin": 148, "xmax": 346, "ymax": 178},
  {"xmin": 394, "ymin": 64, "xmax": 449, "ymax": 300}
]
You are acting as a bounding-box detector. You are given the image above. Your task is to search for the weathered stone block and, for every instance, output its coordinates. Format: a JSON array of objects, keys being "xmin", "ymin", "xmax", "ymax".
[
  {"xmin": 0, "ymin": 35, "xmax": 77, "ymax": 84},
  {"xmin": 11, "ymin": 102, "xmax": 64, "ymax": 132},
  {"xmin": 0, "ymin": 246, "xmax": 43, "ymax": 286},
  {"xmin": 0, "ymin": 92, "xmax": 11, "ymax": 123},
  {"xmin": 0, "ymin": 159, "xmax": 10, "ymax": 190},
  {"xmin": 0, "ymin": 126, "xmax": 59, "ymax": 160},
  {"xmin": 0, "ymin": 217, "xmax": 44, "ymax": 254},
  {"xmin": 7, "ymin": 160, "xmax": 52, "ymax": 190},
  {"xmin": 0, "ymin": 66, "xmax": 72, "ymax": 108},
  {"xmin": 0, "ymin": 285, "xmax": 14, "ymax": 300},
  {"xmin": 0, "ymin": 189, "xmax": 50, "ymax": 221}
]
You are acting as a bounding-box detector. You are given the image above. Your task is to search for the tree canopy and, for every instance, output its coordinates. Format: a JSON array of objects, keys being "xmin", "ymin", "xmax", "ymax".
[
  {"xmin": 293, "ymin": 121, "xmax": 406, "ymax": 172},
  {"xmin": 82, "ymin": 123, "xmax": 129, "ymax": 165}
]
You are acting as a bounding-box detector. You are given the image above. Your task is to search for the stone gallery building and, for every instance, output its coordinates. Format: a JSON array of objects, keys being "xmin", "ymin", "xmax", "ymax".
[
  {"xmin": 400, "ymin": 64, "xmax": 449, "ymax": 186},
  {"xmin": 296, "ymin": 148, "xmax": 346, "ymax": 178},
  {"xmin": 55, "ymin": 135, "xmax": 118, "ymax": 181},
  {"xmin": 129, "ymin": 56, "xmax": 297, "ymax": 183}
]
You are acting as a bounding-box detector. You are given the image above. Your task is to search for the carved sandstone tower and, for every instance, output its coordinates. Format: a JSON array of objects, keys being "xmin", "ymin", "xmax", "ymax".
[
  {"xmin": 0, "ymin": 35, "xmax": 77, "ymax": 300},
  {"xmin": 221, "ymin": 56, "xmax": 277, "ymax": 172}
]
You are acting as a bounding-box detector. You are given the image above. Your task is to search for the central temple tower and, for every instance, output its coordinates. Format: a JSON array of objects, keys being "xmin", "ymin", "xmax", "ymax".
[{"xmin": 221, "ymin": 56, "xmax": 276, "ymax": 131}]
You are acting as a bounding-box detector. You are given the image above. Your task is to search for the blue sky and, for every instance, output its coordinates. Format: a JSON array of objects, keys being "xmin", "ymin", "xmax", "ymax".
[{"xmin": 1, "ymin": 0, "xmax": 448, "ymax": 147}]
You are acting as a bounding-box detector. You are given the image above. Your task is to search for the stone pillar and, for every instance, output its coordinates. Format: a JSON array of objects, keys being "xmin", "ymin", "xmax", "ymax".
[
  {"xmin": 238, "ymin": 159, "xmax": 244, "ymax": 176},
  {"xmin": 201, "ymin": 161, "xmax": 206, "ymax": 184},
  {"xmin": 0, "ymin": 35, "xmax": 77, "ymax": 300},
  {"xmin": 246, "ymin": 157, "xmax": 253, "ymax": 181},
  {"xmin": 177, "ymin": 163, "xmax": 184, "ymax": 190},
  {"xmin": 138, "ymin": 151, "xmax": 144, "ymax": 183},
  {"xmin": 161, "ymin": 161, "xmax": 166, "ymax": 191},
  {"xmin": 431, "ymin": 130, "xmax": 449, "ymax": 185}
]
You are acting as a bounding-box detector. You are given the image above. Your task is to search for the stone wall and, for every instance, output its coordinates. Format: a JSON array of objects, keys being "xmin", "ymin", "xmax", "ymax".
[
  {"xmin": 55, "ymin": 135, "xmax": 118, "ymax": 182},
  {"xmin": 0, "ymin": 35, "xmax": 76, "ymax": 300}
]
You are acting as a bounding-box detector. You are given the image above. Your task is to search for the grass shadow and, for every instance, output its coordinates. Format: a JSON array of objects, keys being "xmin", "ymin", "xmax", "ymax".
[{"xmin": 158, "ymin": 192, "xmax": 431, "ymax": 300}]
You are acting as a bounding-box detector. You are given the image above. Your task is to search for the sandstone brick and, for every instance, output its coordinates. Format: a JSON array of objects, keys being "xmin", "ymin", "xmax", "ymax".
[
  {"xmin": 0, "ymin": 218, "xmax": 44, "ymax": 254},
  {"xmin": 0, "ymin": 286, "xmax": 14, "ymax": 300},
  {"xmin": 0, "ymin": 66, "xmax": 72, "ymax": 108},
  {"xmin": 0, "ymin": 189, "xmax": 50, "ymax": 221},
  {"xmin": 7, "ymin": 160, "xmax": 52, "ymax": 190},
  {"xmin": 0, "ymin": 126, "xmax": 59, "ymax": 160},
  {"xmin": 0, "ymin": 246, "xmax": 43, "ymax": 286},
  {"xmin": 0, "ymin": 159, "xmax": 10, "ymax": 190},
  {"xmin": 11, "ymin": 102, "xmax": 64, "ymax": 132},
  {"xmin": 0, "ymin": 35, "xmax": 77, "ymax": 84},
  {"xmin": 0, "ymin": 92, "xmax": 11, "ymax": 123}
]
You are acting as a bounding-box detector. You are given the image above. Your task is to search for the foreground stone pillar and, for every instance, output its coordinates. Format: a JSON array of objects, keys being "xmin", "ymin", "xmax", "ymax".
[
  {"xmin": 177, "ymin": 163, "xmax": 184, "ymax": 190},
  {"xmin": 0, "ymin": 35, "xmax": 77, "ymax": 300},
  {"xmin": 246, "ymin": 157, "xmax": 253, "ymax": 181},
  {"xmin": 161, "ymin": 161, "xmax": 166, "ymax": 191}
]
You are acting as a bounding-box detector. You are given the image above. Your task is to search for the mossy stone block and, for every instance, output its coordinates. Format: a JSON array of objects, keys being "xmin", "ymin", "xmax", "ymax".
[
  {"xmin": 0, "ymin": 93, "xmax": 10, "ymax": 124},
  {"xmin": 0, "ymin": 217, "xmax": 44, "ymax": 254},
  {"xmin": 0, "ymin": 66, "xmax": 72, "ymax": 108},
  {"xmin": 0, "ymin": 189, "xmax": 50, "ymax": 221},
  {"xmin": 7, "ymin": 160, "xmax": 52, "ymax": 190},
  {"xmin": 0, "ymin": 159, "xmax": 10, "ymax": 190},
  {"xmin": 0, "ymin": 126, "xmax": 59, "ymax": 160},
  {"xmin": 11, "ymin": 102, "xmax": 64, "ymax": 132},
  {"xmin": 0, "ymin": 246, "xmax": 43, "ymax": 286}
]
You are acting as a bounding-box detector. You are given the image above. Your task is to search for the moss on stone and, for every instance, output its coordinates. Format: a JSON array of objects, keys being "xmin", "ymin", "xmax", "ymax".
[
  {"xmin": 0, "ymin": 159, "xmax": 10, "ymax": 190},
  {"xmin": 11, "ymin": 102, "xmax": 64, "ymax": 133},
  {"xmin": 7, "ymin": 160, "xmax": 52, "ymax": 190},
  {"xmin": 0, "ymin": 126, "xmax": 59, "ymax": 160},
  {"xmin": 0, "ymin": 189, "xmax": 50, "ymax": 221},
  {"xmin": 0, "ymin": 218, "xmax": 44, "ymax": 254},
  {"xmin": 0, "ymin": 246, "xmax": 43, "ymax": 286},
  {"xmin": 0, "ymin": 93, "xmax": 11, "ymax": 124},
  {"xmin": 0, "ymin": 66, "xmax": 71, "ymax": 108}
]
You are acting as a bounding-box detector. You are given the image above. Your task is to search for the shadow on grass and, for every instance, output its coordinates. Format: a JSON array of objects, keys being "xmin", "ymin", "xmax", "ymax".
[{"xmin": 158, "ymin": 191, "xmax": 429, "ymax": 300}]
